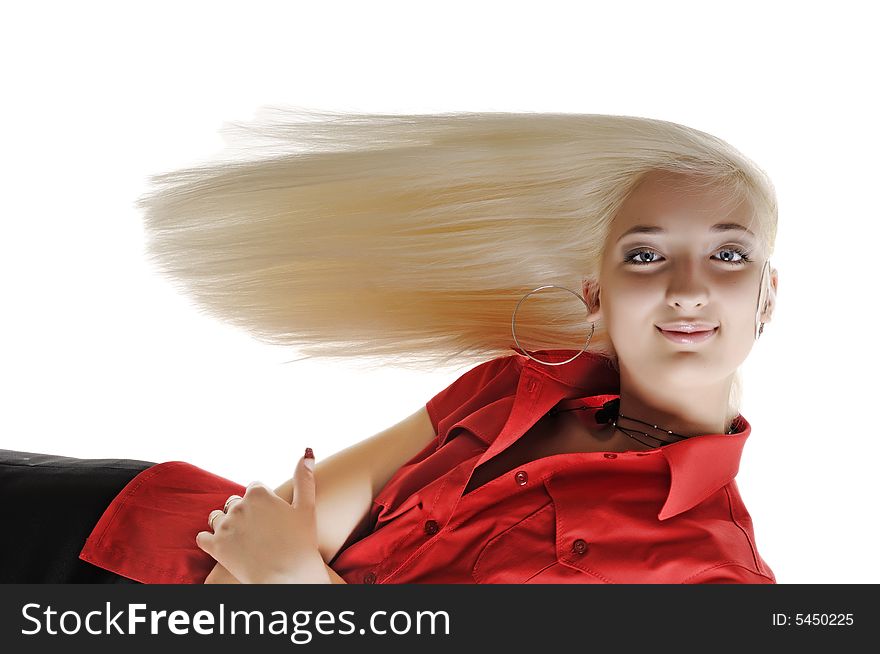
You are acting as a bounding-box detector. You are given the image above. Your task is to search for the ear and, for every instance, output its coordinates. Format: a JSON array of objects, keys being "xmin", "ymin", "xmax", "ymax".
[
  {"xmin": 760, "ymin": 266, "xmax": 779, "ymax": 324},
  {"xmin": 582, "ymin": 278, "xmax": 602, "ymax": 324}
]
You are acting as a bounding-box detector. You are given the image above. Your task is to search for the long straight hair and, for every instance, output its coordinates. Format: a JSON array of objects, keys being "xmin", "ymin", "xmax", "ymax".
[{"xmin": 135, "ymin": 108, "xmax": 778, "ymax": 425}]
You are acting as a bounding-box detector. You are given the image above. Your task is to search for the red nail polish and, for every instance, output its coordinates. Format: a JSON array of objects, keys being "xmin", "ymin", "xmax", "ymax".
[{"xmin": 304, "ymin": 447, "xmax": 314, "ymax": 460}]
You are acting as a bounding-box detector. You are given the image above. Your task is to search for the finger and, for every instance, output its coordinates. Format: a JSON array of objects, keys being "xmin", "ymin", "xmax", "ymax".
[
  {"xmin": 293, "ymin": 447, "xmax": 316, "ymax": 509},
  {"xmin": 208, "ymin": 509, "xmax": 225, "ymax": 530},
  {"xmin": 195, "ymin": 530, "xmax": 214, "ymax": 553},
  {"xmin": 244, "ymin": 481, "xmax": 268, "ymax": 496},
  {"xmin": 223, "ymin": 494, "xmax": 243, "ymax": 512}
]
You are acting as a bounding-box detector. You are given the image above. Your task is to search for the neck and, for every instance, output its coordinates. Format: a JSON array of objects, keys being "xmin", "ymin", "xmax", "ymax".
[{"xmin": 616, "ymin": 363, "xmax": 734, "ymax": 437}]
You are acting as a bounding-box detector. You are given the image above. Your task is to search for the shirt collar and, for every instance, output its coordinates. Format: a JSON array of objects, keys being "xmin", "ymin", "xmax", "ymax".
[{"xmin": 506, "ymin": 346, "xmax": 751, "ymax": 521}]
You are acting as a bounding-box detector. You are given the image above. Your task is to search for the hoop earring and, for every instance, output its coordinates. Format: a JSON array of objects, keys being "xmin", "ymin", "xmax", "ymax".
[
  {"xmin": 511, "ymin": 285, "xmax": 595, "ymax": 366},
  {"xmin": 755, "ymin": 259, "xmax": 771, "ymax": 341}
]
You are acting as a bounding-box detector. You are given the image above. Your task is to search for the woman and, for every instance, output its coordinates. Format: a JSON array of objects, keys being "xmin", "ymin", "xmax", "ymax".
[{"xmin": 1, "ymin": 110, "xmax": 778, "ymax": 583}]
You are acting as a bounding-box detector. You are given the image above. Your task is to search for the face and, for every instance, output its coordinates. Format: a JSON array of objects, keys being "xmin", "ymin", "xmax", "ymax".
[{"xmin": 584, "ymin": 171, "xmax": 778, "ymax": 387}]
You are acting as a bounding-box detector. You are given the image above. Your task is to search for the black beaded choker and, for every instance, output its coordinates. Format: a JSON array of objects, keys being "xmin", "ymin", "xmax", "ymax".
[{"xmin": 548, "ymin": 398, "xmax": 736, "ymax": 449}]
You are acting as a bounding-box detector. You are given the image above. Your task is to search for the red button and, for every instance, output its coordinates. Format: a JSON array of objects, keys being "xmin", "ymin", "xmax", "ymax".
[
  {"xmin": 424, "ymin": 519, "xmax": 440, "ymax": 535},
  {"xmin": 363, "ymin": 572, "xmax": 377, "ymax": 584},
  {"xmin": 572, "ymin": 539, "xmax": 588, "ymax": 555},
  {"xmin": 514, "ymin": 470, "xmax": 529, "ymax": 485},
  {"xmin": 603, "ymin": 452, "xmax": 617, "ymax": 459}
]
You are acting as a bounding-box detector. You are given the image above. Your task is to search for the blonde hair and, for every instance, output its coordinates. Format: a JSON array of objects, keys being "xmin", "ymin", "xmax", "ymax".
[{"xmin": 135, "ymin": 108, "xmax": 778, "ymax": 426}]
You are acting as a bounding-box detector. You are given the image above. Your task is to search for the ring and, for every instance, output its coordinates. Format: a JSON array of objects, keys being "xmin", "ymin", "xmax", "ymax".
[
  {"xmin": 224, "ymin": 495, "xmax": 243, "ymax": 512},
  {"xmin": 209, "ymin": 511, "xmax": 221, "ymax": 532}
]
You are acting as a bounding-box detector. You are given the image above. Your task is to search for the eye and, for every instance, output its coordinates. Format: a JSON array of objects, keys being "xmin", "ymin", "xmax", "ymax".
[{"xmin": 623, "ymin": 246, "xmax": 753, "ymax": 267}]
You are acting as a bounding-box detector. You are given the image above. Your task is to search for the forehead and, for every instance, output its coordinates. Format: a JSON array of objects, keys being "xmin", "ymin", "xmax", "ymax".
[{"xmin": 611, "ymin": 171, "xmax": 752, "ymax": 238}]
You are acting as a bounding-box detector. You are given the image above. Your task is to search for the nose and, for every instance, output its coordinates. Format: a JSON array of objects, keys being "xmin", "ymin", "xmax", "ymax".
[{"xmin": 665, "ymin": 258, "xmax": 710, "ymax": 309}]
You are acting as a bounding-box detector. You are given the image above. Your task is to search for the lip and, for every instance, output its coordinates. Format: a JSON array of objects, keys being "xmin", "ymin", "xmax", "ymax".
[
  {"xmin": 655, "ymin": 321, "xmax": 718, "ymax": 332},
  {"xmin": 656, "ymin": 325, "xmax": 719, "ymax": 344}
]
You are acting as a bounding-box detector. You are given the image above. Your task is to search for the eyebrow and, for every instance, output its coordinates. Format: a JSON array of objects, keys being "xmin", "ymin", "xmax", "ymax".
[{"xmin": 616, "ymin": 222, "xmax": 756, "ymax": 243}]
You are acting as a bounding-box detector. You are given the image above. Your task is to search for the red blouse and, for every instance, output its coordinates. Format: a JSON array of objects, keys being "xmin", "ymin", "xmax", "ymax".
[{"xmin": 79, "ymin": 347, "xmax": 776, "ymax": 584}]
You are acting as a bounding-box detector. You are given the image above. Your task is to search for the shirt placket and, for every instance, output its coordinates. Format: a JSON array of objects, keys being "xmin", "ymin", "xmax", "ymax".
[
  {"xmin": 367, "ymin": 458, "xmax": 473, "ymax": 584},
  {"xmin": 374, "ymin": 369, "xmax": 565, "ymax": 583},
  {"xmin": 446, "ymin": 368, "xmax": 553, "ymax": 511}
]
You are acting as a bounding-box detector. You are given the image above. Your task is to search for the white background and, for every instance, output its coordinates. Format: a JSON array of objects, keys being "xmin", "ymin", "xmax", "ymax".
[{"xmin": 1, "ymin": 0, "xmax": 876, "ymax": 584}]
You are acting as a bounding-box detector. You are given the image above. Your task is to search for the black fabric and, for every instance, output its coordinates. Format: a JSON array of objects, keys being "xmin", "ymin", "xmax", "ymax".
[{"xmin": 0, "ymin": 449, "xmax": 157, "ymax": 583}]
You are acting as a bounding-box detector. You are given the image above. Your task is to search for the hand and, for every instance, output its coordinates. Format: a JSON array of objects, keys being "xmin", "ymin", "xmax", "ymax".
[
  {"xmin": 196, "ymin": 447, "xmax": 331, "ymax": 584},
  {"xmin": 203, "ymin": 562, "xmax": 241, "ymax": 584}
]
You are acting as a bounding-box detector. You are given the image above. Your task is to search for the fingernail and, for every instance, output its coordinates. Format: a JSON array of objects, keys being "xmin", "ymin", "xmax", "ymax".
[
  {"xmin": 303, "ymin": 447, "xmax": 315, "ymax": 470},
  {"xmin": 304, "ymin": 447, "xmax": 314, "ymax": 460}
]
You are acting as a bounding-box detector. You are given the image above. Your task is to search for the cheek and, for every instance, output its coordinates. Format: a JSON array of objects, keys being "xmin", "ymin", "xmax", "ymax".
[
  {"xmin": 600, "ymin": 288, "xmax": 658, "ymax": 345},
  {"xmin": 605, "ymin": 277, "xmax": 657, "ymax": 307},
  {"xmin": 721, "ymin": 279, "xmax": 761, "ymax": 326},
  {"xmin": 602, "ymin": 280, "xmax": 661, "ymax": 332}
]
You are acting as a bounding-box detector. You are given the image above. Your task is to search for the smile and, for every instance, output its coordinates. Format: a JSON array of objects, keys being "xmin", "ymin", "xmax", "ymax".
[{"xmin": 656, "ymin": 325, "xmax": 719, "ymax": 344}]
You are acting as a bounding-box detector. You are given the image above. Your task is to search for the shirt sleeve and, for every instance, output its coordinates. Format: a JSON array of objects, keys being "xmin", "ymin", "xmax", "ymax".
[
  {"xmin": 425, "ymin": 354, "xmax": 517, "ymax": 438},
  {"xmin": 78, "ymin": 461, "xmax": 246, "ymax": 584}
]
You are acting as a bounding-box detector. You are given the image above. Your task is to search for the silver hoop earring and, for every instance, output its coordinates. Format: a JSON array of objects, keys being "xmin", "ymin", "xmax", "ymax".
[
  {"xmin": 511, "ymin": 285, "xmax": 595, "ymax": 366},
  {"xmin": 755, "ymin": 259, "xmax": 771, "ymax": 341}
]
